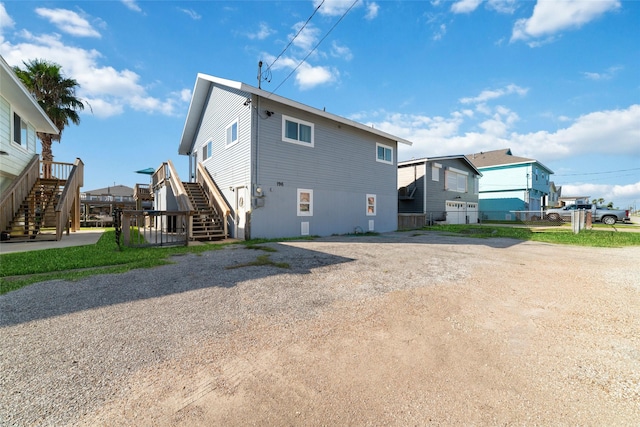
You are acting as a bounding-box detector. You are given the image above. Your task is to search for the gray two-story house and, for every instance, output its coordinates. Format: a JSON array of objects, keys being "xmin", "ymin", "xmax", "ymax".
[
  {"xmin": 175, "ymin": 74, "xmax": 412, "ymax": 239},
  {"xmin": 398, "ymin": 155, "xmax": 482, "ymax": 226}
]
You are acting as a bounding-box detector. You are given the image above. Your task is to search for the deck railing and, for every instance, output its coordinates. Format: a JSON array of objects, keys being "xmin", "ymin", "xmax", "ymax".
[
  {"xmin": 120, "ymin": 210, "xmax": 189, "ymax": 247},
  {"xmin": 55, "ymin": 158, "xmax": 84, "ymax": 240},
  {"xmin": 0, "ymin": 155, "xmax": 40, "ymax": 233},
  {"xmin": 196, "ymin": 162, "xmax": 231, "ymax": 238},
  {"xmin": 0, "ymin": 157, "xmax": 82, "ymax": 236}
]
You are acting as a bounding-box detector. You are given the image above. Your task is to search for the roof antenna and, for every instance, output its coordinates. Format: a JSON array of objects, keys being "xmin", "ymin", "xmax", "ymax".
[{"xmin": 257, "ymin": 61, "xmax": 263, "ymax": 89}]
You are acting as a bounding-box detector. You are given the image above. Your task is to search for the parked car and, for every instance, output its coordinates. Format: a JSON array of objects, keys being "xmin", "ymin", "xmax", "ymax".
[{"xmin": 545, "ymin": 204, "xmax": 631, "ymax": 225}]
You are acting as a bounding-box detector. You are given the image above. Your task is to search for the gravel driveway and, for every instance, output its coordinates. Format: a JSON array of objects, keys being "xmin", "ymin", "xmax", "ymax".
[{"xmin": 1, "ymin": 231, "xmax": 639, "ymax": 426}]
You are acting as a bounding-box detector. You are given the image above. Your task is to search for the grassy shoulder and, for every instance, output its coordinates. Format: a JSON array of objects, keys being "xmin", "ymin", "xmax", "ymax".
[
  {"xmin": 0, "ymin": 230, "xmax": 231, "ymax": 295},
  {"xmin": 2, "ymin": 225, "xmax": 637, "ymax": 295},
  {"xmin": 423, "ymin": 224, "xmax": 640, "ymax": 247}
]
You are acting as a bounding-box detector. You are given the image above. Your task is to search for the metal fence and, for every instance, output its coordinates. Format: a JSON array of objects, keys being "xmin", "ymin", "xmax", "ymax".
[
  {"xmin": 399, "ymin": 210, "xmax": 583, "ymax": 229},
  {"xmin": 115, "ymin": 210, "xmax": 189, "ymax": 247}
]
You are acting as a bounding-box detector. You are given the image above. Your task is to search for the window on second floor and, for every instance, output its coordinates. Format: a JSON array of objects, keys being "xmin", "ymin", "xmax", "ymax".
[
  {"xmin": 226, "ymin": 120, "xmax": 238, "ymax": 148},
  {"xmin": 13, "ymin": 113, "xmax": 27, "ymax": 146},
  {"xmin": 445, "ymin": 168, "xmax": 468, "ymax": 193},
  {"xmin": 283, "ymin": 115, "xmax": 314, "ymax": 147},
  {"xmin": 202, "ymin": 139, "xmax": 212, "ymax": 160},
  {"xmin": 376, "ymin": 143, "xmax": 393, "ymax": 165}
]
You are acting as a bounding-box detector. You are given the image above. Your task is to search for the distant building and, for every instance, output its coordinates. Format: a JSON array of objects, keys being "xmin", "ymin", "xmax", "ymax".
[
  {"xmin": 466, "ymin": 148, "xmax": 554, "ymax": 220},
  {"xmin": 81, "ymin": 185, "xmax": 147, "ymax": 223}
]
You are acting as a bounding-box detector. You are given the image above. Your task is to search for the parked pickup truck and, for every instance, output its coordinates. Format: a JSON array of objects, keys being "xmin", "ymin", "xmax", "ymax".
[{"xmin": 545, "ymin": 204, "xmax": 631, "ymax": 225}]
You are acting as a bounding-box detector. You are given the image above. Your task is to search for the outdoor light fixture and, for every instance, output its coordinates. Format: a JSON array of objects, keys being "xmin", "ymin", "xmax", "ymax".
[{"xmin": 243, "ymin": 98, "xmax": 252, "ymax": 106}]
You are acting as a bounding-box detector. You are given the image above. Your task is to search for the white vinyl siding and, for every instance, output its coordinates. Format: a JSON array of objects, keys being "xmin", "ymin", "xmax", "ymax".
[
  {"xmin": 376, "ymin": 143, "xmax": 393, "ymax": 165},
  {"xmin": 0, "ymin": 96, "xmax": 9, "ymax": 145},
  {"xmin": 282, "ymin": 115, "xmax": 314, "ymax": 147}
]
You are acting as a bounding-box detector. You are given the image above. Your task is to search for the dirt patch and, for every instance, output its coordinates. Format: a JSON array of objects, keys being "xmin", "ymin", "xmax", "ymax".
[{"xmin": 2, "ymin": 233, "xmax": 639, "ymax": 426}]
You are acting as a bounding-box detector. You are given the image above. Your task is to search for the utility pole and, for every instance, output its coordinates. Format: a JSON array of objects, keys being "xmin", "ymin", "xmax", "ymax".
[{"xmin": 257, "ymin": 61, "xmax": 263, "ymax": 89}]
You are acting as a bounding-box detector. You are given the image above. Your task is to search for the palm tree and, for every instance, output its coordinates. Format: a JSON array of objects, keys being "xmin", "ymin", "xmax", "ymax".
[{"xmin": 13, "ymin": 59, "xmax": 85, "ymax": 177}]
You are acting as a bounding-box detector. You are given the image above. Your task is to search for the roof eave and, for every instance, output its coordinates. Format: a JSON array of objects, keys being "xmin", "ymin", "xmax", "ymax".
[{"xmin": 178, "ymin": 73, "xmax": 412, "ymax": 155}]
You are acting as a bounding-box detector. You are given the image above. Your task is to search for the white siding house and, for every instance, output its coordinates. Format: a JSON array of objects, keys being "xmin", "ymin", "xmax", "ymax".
[
  {"xmin": 177, "ymin": 74, "xmax": 413, "ymax": 239},
  {"xmin": 0, "ymin": 55, "xmax": 59, "ymax": 193}
]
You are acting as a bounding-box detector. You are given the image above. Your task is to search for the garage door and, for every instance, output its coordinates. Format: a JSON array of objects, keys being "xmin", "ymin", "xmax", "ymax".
[
  {"xmin": 446, "ymin": 201, "xmax": 466, "ymax": 224},
  {"xmin": 467, "ymin": 202, "xmax": 478, "ymax": 224}
]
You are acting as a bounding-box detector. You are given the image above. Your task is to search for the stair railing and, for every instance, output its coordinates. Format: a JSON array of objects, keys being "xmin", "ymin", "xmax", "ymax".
[
  {"xmin": 0, "ymin": 154, "xmax": 40, "ymax": 233},
  {"xmin": 55, "ymin": 158, "xmax": 84, "ymax": 240},
  {"xmin": 196, "ymin": 162, "xmax": 231, "ymax": 238}
]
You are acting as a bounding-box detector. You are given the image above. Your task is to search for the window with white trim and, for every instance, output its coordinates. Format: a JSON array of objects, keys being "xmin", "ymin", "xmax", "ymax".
[
  {"xmin": 445, "ymin": 168, "xmax": 468, "ymax": 193},
  {"xmin": 202, "ymin": 139, "xmax": 213, "ymax": 160},
  {"xmin": 283, "ymin": 115, "xmax": 314, "ymax": 147},
  {"xmin": 473, "ymin": 176, "xmax": 479, "ymax": 195},
  {"xmin": 366, "ymin": 194, "xmax": 376, "ymax": 216},
  {"xmin": 297, "ymin": 189, "xmax": 313, "ymax": 216},
  {"xmin": 432, "ymin": 163, "xmax": 441, "ymax": 181},
  {"xmin": 13, "ymin": 112, "xmax": 27, "ymax": 146},
  {"xmin": 226, "ymin": 119, "xmax": 238, "ymax": 148},
  {"xmin": 376, "ymin": 143, "xmax": 393, "ymax": 164}
]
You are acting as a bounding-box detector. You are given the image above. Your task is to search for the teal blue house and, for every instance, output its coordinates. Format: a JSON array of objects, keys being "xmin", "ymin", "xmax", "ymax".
[{"xmin": 465, "ymin": 148, "xmax": 554, "ymax": 221}]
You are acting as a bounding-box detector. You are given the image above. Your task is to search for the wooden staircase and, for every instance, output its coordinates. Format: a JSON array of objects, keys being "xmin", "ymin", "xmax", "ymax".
[
  {"xmin": 7, "ymin": 178, "xmax": 64, "ymax": 240},
  {"xmin": 183, "ymin": 182, "xmax": 226, "ymax": 241}
]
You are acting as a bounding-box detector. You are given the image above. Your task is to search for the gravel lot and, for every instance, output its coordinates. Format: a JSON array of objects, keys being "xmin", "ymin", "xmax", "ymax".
[{"xmin": 1, "ymin": 231, "xmax": 639, "ymax": 426}]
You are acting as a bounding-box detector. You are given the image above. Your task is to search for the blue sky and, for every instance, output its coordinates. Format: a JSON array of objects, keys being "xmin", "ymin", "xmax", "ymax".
[{"xmin": 1, "ymin": 0, "xmax": 639, "ymax": 209}]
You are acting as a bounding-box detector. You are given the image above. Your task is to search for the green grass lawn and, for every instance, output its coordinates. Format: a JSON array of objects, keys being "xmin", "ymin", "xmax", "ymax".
[
  {"xmin": 2, "ymin": 225, "xmax": 638, "ymax": 295},
  {"xmin": 423, "ymin": 224, "xmax": 640, "ymax": 247}
]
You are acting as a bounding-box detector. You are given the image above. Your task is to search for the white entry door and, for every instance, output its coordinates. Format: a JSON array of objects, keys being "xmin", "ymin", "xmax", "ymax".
[{"xmin": 235, "ymin": 187, "xmax": 247, "ymax": 240}]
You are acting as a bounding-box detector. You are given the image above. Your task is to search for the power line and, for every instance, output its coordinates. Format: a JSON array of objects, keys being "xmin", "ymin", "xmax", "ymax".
[
  {"xmin": 267, "ymin": 0, "xmax": 359, "ymax": 97},
  {"xmin": 554, "ymin": 167, "xmax": 640, "ymax": 177},
  {"xmin": 261, "ymin": 0, "xmax": 325, "ymax": 84}
]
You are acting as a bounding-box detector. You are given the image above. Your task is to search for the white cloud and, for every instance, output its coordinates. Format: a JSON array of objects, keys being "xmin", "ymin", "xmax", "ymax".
[
  {"xmin": 121, "ymin": 0, "xmax": 142, "ymax": 13},
  {"xmin": 178, "ymin": 8, "xmax": 201, "ymax": 20},
  {"xmin": 460, "ymin": 84, "xmax": 528, "ymax": 104},
  {"xmin": 433, "ymin": 24, "xmax": 446, "ymax": 41},
  {"xmin": 331, "ymin": 41, "xmax": 353, "ymax": 61},
  {"xmin": 487, "ymin": 0, "xmax": 517, "ymax": 14},
  {"xmin": 0, "ymin": 24, "xmax": 188, "ymax": 118},
  {"xmin": 295, "ymin": 63, "xmax": 337, "ymax": 90},
  {"xmin": 451, "ymin": 0, "xmax": 482, "ymax": 14},
  {"xmin": 290, "ymin": 21, "xmax": 320, "ymax": 51},
  {"xmin": 247, "ymin": 22, "xmax": 275, "ymax": 40},
  {"xmin": 0, "ymin": 3, "xmax": 15, "ymax": 32},
  {"xmin": 582, "ymin": 65, "xmax": 622, "ymax": 81},
  {"xmin": 355, "ymin": 103, "xmax": 640, "ymax": 171},
  {"xmin": 561, "ymin": 182, "xmax": 640, "ymax": 209},
  {"xmin": 315, "ymin": 0, "xmax": 359, "ymax": 17},
  {"xmin": 511, "ymin": 0, "xmax": 621, "ymax": 43},
  {"xmin": 365, "ymin": 2, "xmax": 379, "ymax": 20},
  {"xmin": 35, "ymin": 8, "xmax": 101, "ymax": 38}
]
